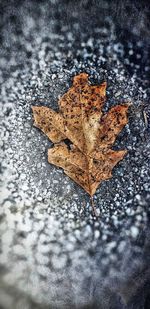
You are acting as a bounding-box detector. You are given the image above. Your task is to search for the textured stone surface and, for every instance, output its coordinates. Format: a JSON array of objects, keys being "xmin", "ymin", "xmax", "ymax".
[{"xmin": 0, "ymin": 1, "xmax": 150, "ymax": 308}]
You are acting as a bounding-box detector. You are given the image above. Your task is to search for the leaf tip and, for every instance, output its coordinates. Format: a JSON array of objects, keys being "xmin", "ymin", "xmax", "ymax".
[{"xmin": 73, "ymin": 72, "xmax": 89, "ymax": 86}]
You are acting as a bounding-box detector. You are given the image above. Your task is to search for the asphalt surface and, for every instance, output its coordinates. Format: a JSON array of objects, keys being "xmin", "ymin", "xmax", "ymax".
[{"xmin": 0, "ymin": 1, "xmax": 150, "ymax": 308}]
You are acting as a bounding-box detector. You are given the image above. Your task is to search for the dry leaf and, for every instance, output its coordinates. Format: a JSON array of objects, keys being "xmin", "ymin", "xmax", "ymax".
[{"xmin": 32, "ymin": 73, "xmax": 129, "ymax": 197}]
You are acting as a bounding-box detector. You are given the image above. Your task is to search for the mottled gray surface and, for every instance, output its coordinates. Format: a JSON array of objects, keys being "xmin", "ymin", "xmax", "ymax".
[{"xmin": 0, "ymin": 1, "xmax": 150, "ymax": 308}]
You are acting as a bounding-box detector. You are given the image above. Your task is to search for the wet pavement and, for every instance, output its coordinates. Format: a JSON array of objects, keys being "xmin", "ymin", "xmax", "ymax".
[{"xmin": 0, "ymin": 1, "xmax": 150, "ymax": 308}]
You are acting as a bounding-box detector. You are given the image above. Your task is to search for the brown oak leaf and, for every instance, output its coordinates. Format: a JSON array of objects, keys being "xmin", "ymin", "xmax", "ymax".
[{"xmin": 32, "ymin": 73, "xmax": 129, "ymax": 197}]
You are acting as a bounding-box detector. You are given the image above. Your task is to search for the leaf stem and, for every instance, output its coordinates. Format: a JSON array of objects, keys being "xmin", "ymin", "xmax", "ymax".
[{"xmin": 90, "ymin": 196, "xmax": 98, "ymax": 217}]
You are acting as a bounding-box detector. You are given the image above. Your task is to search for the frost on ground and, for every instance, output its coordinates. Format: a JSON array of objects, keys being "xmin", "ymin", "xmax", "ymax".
[{"xmin": 0, "ymin": 1, "xmax": 150, "ymax": 308}]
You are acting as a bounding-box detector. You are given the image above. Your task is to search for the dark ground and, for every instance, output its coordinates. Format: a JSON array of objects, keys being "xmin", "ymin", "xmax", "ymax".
[{"xmin": 0, "ymin": 0, "xmax": 150, "ymax": 308}]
